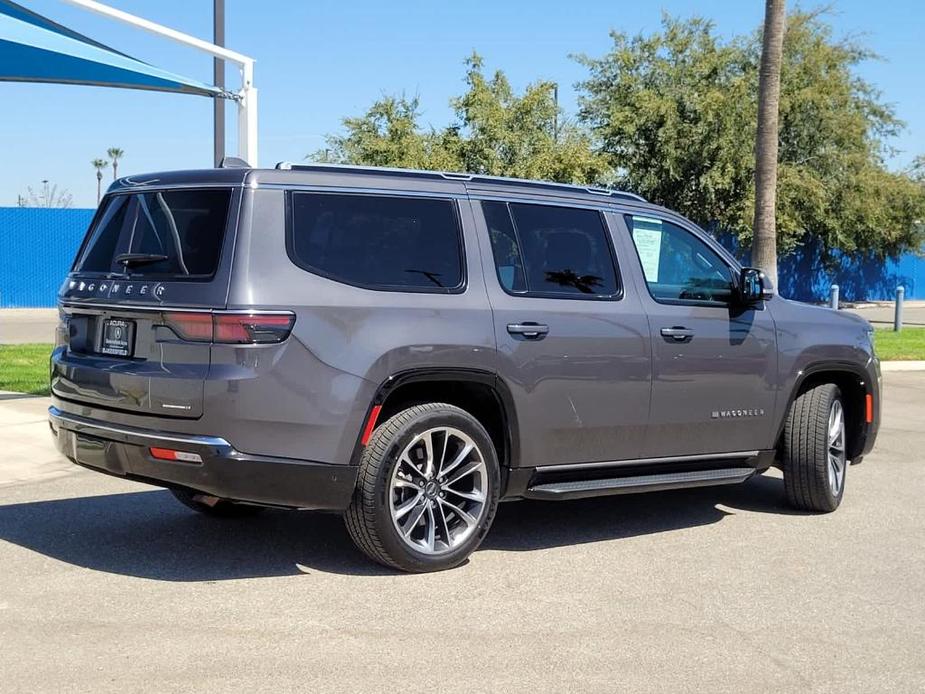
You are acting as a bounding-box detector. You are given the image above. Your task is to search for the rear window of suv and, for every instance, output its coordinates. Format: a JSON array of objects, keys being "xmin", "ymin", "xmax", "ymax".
[
  {"xmin": 483, "ymin": 201, "xmax": 620, "ymax": 298},
  {"xmin": 287, "ymin": 192, "xmax": 464, "ymax": 292},
  {"xmin": 74, "ymin": 189, "xmax": 231, "ymax": 278}
]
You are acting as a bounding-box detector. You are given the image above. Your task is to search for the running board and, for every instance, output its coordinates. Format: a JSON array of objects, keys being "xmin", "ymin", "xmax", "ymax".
[{"xmin": 524, "ymin": 467, "xmax": 757, "ymax": 501}]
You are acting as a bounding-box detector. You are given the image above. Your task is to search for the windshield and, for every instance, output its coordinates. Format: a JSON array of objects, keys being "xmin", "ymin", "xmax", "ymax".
[{"xmin": 74, "ymin": 189, "xmax": 231, "ymax": 278}]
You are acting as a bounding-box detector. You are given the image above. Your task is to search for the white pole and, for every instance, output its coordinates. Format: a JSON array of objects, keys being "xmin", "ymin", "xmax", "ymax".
[{"xmin": 59, "ymin": 0, "xmax": 258, "ymax": 165}]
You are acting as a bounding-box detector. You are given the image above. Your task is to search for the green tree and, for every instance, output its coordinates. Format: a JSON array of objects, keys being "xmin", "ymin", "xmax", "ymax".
[
  {"xmin": 450, "ymin": 54, "xmax": 608, "ymax": 182},
  {"xmin": 577, "ymin": 12, "xmax": 925, "ymax": 258},
  {"xmin": 311, "ymin": 54, "xmax": 609, "ymax": 185},
  {"xmin": 107, "ymin": 147, "xmax": 124, "ymax": 180},
  {"xmin": 92, "ymin": 158, "xmax": 108, "ymax": 204},
  {"xmin": 318, "ymin": 95, "xmax": 461, "ymax": 171}
]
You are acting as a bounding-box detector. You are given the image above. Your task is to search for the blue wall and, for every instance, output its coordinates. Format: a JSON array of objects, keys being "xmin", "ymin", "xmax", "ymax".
[
  {"xmin": 0, "ymin": 206, "xmax": 922, "ymax": 306},
  {"xmin": 1, "ymin": 207, "xmax": 93, "ymax": 307},
  {"xmin": 716, "ymin": 232, "xmax": 924, "ymax": 303}
]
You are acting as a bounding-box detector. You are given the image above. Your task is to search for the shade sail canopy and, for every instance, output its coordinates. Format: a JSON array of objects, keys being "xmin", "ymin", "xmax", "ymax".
[{"xmin": 0, "ymin": 0, "xmax": 226, "ymax": 97}]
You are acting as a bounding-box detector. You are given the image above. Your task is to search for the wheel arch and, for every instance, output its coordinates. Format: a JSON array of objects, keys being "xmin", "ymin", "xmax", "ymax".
[
  {"xmin": 353, "ymin": 368, "xmax": 520, "ymax": 473},
  {"xmin": 777, "ymin": 361, "xmax": 871, "ymax": 461}
]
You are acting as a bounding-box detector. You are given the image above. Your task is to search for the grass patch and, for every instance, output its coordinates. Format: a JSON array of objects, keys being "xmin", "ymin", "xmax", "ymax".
[
  {"xmin": 874, "ymin": 327, "xmax": 925, "ymax": 361},
  {"xmin": 0, "ymin": 343, "xmax": 52, "ymax": 395}
]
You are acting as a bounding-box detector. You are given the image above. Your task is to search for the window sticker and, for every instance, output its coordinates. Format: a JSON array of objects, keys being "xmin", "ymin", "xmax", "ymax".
[{"xmin": 632, "ymin": 216, "xmax": 663, "ymax": 282}]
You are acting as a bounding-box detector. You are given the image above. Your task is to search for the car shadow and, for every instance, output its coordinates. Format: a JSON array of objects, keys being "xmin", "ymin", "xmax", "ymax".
[{"xmin": 0, "ymin": 474, "xmax": 799, "ymax": 581}]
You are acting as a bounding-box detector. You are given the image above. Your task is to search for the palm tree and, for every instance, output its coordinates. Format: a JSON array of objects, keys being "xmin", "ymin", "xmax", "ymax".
[
  {"xmin": 92, "ymin": 158, "xmax": 109, "ymax": 204},
  {"xmin": 751, "ymin": 0, "xmax": 786, "ymax": 289},
  {"xmin": 107, "ymin": 147, "xmax": 124, "ymax": 180}
]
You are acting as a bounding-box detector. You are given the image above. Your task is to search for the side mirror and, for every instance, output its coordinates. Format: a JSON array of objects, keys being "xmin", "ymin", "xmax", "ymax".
[{"xmin": 737, "ymin": 267, "xmax": 772, "ymax": 305}]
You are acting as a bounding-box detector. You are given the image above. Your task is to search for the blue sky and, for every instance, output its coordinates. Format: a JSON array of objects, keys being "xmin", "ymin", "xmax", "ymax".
[{"xmin": 3, "ymin": 0, "xmax": 923, "ymax": 208}]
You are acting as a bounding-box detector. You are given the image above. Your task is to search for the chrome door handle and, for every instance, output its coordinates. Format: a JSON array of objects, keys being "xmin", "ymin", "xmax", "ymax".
[
  {"xmin": 660, "ymin": 326, "xmax": 694, "ymax": 342},
  {"xmin": 507, "ymin": 323, "xmax": 549, "ymax": 339}
]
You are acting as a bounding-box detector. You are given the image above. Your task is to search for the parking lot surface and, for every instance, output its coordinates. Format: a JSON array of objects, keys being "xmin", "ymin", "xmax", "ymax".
[{"xmin": 0, "ymin": 373, "xmax": 922, "ymax": 692}]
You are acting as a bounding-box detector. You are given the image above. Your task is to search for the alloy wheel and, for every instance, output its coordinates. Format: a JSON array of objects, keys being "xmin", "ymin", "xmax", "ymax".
[
  {"xmin": 388, "ymin": 427, "xmax": 489, "ymax": 555},
  {"xmin": 827, "ymin": 399, "xmax": 847, "ymax": 496}
]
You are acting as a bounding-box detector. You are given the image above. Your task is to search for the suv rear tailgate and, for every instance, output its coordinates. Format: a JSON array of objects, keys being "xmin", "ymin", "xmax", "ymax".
[
  {"xmin": 53, "ymin": 304, "xmax": 212, "ymax": 418},
  {"xmin": 52, "ymin": 186, "xmax": 241, "ymax": 419}
]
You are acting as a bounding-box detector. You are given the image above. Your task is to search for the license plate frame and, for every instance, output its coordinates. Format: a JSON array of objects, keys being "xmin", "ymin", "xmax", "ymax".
[{"xmin": 101, "ymin": 318, "xmax": 135, "ymax": 357}]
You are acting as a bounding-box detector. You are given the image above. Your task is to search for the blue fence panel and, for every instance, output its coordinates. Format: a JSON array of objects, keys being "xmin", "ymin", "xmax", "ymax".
[
  {"xmin": 1, "ymin": 207, "xmax": 922, "ymax": 306},
  {"xmin": 0, "ymin": 207, "xmax": 94, "ymax": 308},
  {"xmin": 716, "ymin": 232, "xmax": 924, "ymax": 302}
]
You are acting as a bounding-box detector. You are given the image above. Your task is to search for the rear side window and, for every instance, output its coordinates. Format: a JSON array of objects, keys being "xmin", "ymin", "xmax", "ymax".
[
  {"xmin": 483, "ymin": 201, "xmax": 620, "ymax": 298},
  {"xmin": 288, "ymin": 193, "xmax": 464, "ymax": 292},
  {"xmin": 74, "ymin": 189, "xmax": 231, "ymax": 278}
]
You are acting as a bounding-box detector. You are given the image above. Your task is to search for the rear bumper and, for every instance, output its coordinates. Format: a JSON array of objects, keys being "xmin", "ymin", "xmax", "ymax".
[{"xmin": 48, "ymin": 406, "xmax": 358, "ymax": 510}]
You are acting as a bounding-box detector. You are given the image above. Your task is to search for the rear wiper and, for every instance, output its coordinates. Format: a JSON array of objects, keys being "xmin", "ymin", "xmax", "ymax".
[{"xmin": 114, "ymin": 252, "xmax": 168, "ymax": 268}]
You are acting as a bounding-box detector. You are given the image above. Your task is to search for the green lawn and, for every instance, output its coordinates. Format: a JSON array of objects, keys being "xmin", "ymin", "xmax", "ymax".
[
  {"xmin": 0, "ymin": 343, "xmax": 52, "ymax": 395},
  {"xmin": 874, "ymin": 327, "xmax": 925, "ymax": 361}
]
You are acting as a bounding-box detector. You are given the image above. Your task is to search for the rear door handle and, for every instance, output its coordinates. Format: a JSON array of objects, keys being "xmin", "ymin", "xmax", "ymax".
[
  {"xmin": 660, "ymin": 326, "xmax": 694, "ymax": 342},
  {"xmin": 507, "ymin": 322, "xmax": 549, "ymax": 339}
]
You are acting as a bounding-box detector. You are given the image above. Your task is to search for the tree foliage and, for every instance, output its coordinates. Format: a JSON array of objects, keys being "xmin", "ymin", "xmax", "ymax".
[
  {"xmin": 314, "ymin": 15, "xmax": 923, "ymax": 257},
  {"xmin": 312, "ymin": 54, "xmax": 609, "ymax": 184},
  {"xmin": 577, "ymin": 12, "xmax": 925, "ymax": 257},
  {"xmin": 18, "ymin": 182, "xmax": 73, "ymax": 209}
]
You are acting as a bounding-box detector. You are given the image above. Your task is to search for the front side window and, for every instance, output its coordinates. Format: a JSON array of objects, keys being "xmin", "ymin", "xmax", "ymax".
[
  {"xmin": 74, "ymin": 189, "xmax": 231, "ymax": 278},
  {"xmin": 483, "ymin": 201, "xmax": 620, "ymax": 298},
  {"xmin": 626, "ymin": 215, "xmax": 734, "ymax": 305},
  {"xmin": 288, "ymin": 193, "xmax": 464, "ymax": 292}
]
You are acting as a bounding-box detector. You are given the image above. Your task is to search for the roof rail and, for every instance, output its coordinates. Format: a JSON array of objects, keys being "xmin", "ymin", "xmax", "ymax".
[{"xmin": 272, "ymin": 162, "xmax": 646, "ymax": 202}]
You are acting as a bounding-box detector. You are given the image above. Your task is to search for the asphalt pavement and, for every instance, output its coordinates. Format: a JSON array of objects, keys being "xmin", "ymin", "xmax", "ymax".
[{"xmin": 0, "ymin": 373, "xmax": 922, "ymax": 692}]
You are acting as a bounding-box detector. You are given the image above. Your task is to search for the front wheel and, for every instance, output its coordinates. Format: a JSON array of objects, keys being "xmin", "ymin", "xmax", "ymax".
[
  {"xmin": 345, "ymin": 403, "xmax": 500, "ymax": 573},
  {"xmin": 781, "ymin": 383, "xmax": 848, "ymax": 512}
]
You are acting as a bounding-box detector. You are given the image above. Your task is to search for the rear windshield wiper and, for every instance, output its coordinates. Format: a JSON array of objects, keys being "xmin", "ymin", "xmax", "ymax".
[{"xmin": 114, "ymin": 252, "xmax": 168, "ymax": 268}]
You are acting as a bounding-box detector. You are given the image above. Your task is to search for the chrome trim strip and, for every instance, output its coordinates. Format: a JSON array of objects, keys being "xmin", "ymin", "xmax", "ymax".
[
  {"xmin": 467, "ymin": 192, "xmax": 636, "ymax": 212},
  {"xmin": 49, "ymin": 406, "xmax": 229, "ymax": 448},
  {"xmin": 536, "ymin": 450, "xmax": 761, "ymax": 473},
  {"xmin": 258, "ymin": 183, "xmax": 467, "ymax": 199},
  {"xmin": 272, "ymin": 162, "xmax": 646, "ymax": 201},
  {"xmin": 109, "ymin": 183, "xmax": 246, "ymax": 193},
  {"xmin": 60, "ymin": 302, "xmax": 294, "ymax": 315}
]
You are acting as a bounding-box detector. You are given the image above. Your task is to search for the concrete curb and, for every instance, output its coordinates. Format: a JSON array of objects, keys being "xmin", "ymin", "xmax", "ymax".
[{"xmin": 880, "ymin": 361, "xmax": 925, "ymax": 372}]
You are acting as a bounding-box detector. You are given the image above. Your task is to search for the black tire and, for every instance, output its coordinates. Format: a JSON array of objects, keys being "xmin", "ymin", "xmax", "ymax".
[
  {"xmin": 781, "ymin": 383, "xmax": 848, "ymax": 512},
  {"xmin": 344, "ymin": 403, "xmax": 501, "ymax": 573},
  {"xmin": 170, "ymin": 488, "xmax": 264, "ymax": 518}
]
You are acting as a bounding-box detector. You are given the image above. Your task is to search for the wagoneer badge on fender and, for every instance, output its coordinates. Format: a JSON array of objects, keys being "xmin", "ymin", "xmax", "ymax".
[{"xmin": 712, "ymin": 408, "xmax": 766, "ymax": 419}]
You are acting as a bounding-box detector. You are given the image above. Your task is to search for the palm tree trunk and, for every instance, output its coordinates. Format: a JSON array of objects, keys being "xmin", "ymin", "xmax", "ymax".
[
  {"xmin": 96, "ymin": 173, "xmax": 102, "ymax": 205},
  {"xmin": 751, "ymin": 0, "xmax": 786, "ymax": 290}
]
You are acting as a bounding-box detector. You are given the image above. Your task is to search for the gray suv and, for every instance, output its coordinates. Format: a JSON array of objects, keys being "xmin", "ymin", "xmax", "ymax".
[{"xmin": 49, "ymin": 163, "xmax": 881, "ymax": 572}]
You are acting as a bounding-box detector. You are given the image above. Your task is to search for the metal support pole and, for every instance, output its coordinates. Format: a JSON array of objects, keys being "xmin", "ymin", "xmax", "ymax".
[
  {"xmin": 62, "ymin": 0, "xmax": 256, "ymax": 165},
  {"xmin": 212, "ymin": 0, "xmax": 225, "ymax": 167},
  {"xmin": 829, "ymin": 284, "xmax": 839, "ymax": 310},
  {"xmin": 894, "ymin": 286, "xmax": 905, "ymax": 332},
  {"xmin": 237, "ymin": 62, "xmax": 258, "ymax": 166}
]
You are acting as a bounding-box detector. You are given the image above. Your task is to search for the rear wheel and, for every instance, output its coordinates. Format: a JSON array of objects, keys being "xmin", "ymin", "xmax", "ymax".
[
  {"xmin": 782, "ymin": 383, "xmax": 848, "ymax": 512},
  {"xmin": 170, "ymin": 488, "xmax": 264, "ymax": 518},
  {"xmin": 345, "ymin": 403, "xmax": 500, "ymax": 573}
]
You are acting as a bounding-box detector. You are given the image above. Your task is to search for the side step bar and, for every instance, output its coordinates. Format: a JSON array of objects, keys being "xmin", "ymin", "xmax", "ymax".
[{"xmin": 524, "ymin": 467, "xmax": 757, "ymax": 501}]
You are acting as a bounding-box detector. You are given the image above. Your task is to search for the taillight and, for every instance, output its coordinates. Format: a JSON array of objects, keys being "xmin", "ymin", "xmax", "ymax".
[
  {"xmin": 161, "ymin": 311, "xmax": 295, "ymax": 344},
  {"xmin": 162, "ymin": 312, "xmax": 213, "ymax": 342},
  {"xmin": 214, "ymin": 313, "xmax": 295, "ymax": 344}
]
